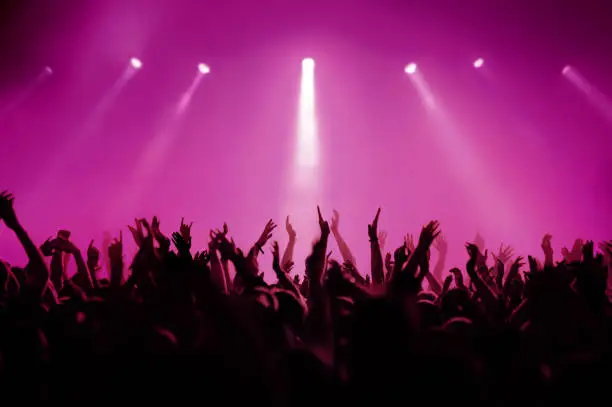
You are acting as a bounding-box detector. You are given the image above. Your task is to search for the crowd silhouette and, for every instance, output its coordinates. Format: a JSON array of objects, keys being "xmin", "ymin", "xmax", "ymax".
[{"xmin": 0, "ymin": 189, "xmax": 611, "ymax": 406}]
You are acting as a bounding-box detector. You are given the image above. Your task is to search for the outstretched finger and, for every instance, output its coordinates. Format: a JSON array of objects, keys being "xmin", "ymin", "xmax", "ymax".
[{"xmin": 373, "ymin": 207, "xmax": 381, "ymax": 224}]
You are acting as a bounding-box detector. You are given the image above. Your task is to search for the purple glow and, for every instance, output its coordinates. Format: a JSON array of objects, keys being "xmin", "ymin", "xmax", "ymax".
[
  {"xmin": 473, "ymin": 58, "xmax": 484, "ymax": 68},
  {"xmin": 562, "ymin": 65, "xmax": 572, "ymax": 75},
  {"xmin": 0, "ymin": 2, "xmax": 609, "ymax": 276}
]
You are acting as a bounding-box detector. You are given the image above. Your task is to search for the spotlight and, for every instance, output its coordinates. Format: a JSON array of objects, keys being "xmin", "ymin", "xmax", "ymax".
[
  {"xmin": 302, "ymin": 58, "xmax": 315, "ymax": 70},
  {"xmin": 562, "ymin": 65, "xmax": 571, "ymax": 75},
  {"xmin": 130, "ymin": 57, "xmax": 142, "ymax": 70},
  {"xmin": 44, "ymin": 66, "xmax": 53, "ymax": 75},
  {"xmin": 473, "ymin": 58, "xmax": 484, "ymax": 68},
  {"xmin": 404, "ymin": 63, "xmax": 417, "ymax": 75},
  {"xmin": 198, "ymin": 63, "xmax": 210, "ymax": 75}
]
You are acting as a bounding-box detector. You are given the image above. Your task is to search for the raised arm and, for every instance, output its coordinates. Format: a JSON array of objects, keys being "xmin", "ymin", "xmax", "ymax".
[
  {"xmin": 248, "ymin": 219, "xmax": 277, "ymax": 262},
  {"xmin": 541, "ymin": 234, "xmax": 554, "ymax": 268},
  {"xmin": 208, "ymin": 229, "xmax": 228, "ymax": 294},
  {"xmin": 465, "ymin": 243, "xmax": 498, "ymax": 307},
  {"xmin": 304, "ymin": 207, "xmax": 331, "ymax": 340},
  {"xmin": 108, "ymin": 231, "xmax": 124, "ymax": 289},
  {"xmin": 0, "ymin": 191, "xmax": 50, "ymax": 297},
  {"xmin": 281, "ymin": 216, "xmax": 297, "ymax": 270},
  {"xmin": 330, "ymin": 210, "xmax": 357, "ymax": 266},
  {"xmin": 367, "ymin": 208, "xmax": 384, "ymax": 287},
  {"xmin": 272, "ymin": 241, "xmax": 300, "ymax": 297},
  {"xmin": 432, "ymin": 234, "xmax": 448, "ymax": 280}
]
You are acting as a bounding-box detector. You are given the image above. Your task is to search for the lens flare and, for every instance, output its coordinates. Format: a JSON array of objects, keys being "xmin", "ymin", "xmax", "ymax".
[
  {"xmin": 130, "ymin": 57, "xmax": 142, "ymax": 69},
  {"xmin": 404, "ymin": 63, "xmax": 417, "ymax": 75},
  {"xmin": 302, "ymin": 58, "xmax": 315, "ymax": 70},
  {"xmin": 198, "ymin": 63, "xmax": 210, "ymax": 75}
]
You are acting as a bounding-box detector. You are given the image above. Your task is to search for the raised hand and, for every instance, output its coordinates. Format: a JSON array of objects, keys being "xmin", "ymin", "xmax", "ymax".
[
  {"xmin": 393, "ymin": 244, "xmax": 408, "ymax": 272},
  {"xmin": 418, "ymin": 221, "xmax": 441, "ymax": 249},
  {"xmin": 87, "ymin": 240, "xmax": 100, "ymax": 269},
  {"xmin": 508, "ymin": 256, "xmax": 524, "ymax": 279},
  {"xmin": 561, "ymin": 238, "xmax": 584, "ymax": 263},
  {"xmin": 465, "ymin": 243, "xmax": 480, "ymax": 268},
  {"xmin": 271, "ymin": 241, "xmax": 282, "ymax": 274},
  {"xmin": 0, "ymin": 191, "xmax": 18, "ymax": 229},
  {"xmin": 442, "ymin": 274, "xmax": 453, "ymax": 293},
  {"xmin": 433, "ymin": 234, "xmax": 448, "ymax": 254},
  {"xmin": 151, "ymin": 216, "xmax": 170, "ymax": 250},
  {"xmin": 172, "ymin": 232, "xmax": 191, "ymax": 257},
  {"xmin": 285, "ymin": 216, "xmax": 296, "ymax": 240},
  {"xmin": 215, "ymin": 232, "xmax": 238, "ymax": 261},
  {"xmin": 152, "ymin": 216, "xmax": 161, "ymax": 235},
  {"xmin": 108, "ymin": 231, "xmax": 123, "ymax": 263},
  {"xmin": 108, "ymin": 231, "xmax": 124, "ymax": 287},
  {"xmin": 449, "ymin": 268, "xmax": 465, "ymax": 289},
  {"xmin": 256, "ymin": 219, "xmax": 277, "ymax": 250},
  {"xmin": 598, "ymin": 241, "xmax": 612, "ymax": 265},
  {"xmin": 367, "ymin": 208, "xmax": 382, "ymax": 242},
  {"xmin": 474, "ymin": 233, "xmax": 485, "ymax": 252},
  {"xmin": 179, "ymin": 217, "xmax": 193, "ymax": 247},
  {"xmin": 404, "ymin": 233, "xmax": 416, "ymax": 254},
  {"xmin": 127, "ymin": 219, "xmax": 145, "ymax": 247},
  {"xmin": 317, "ymin": 206, "xmax": 330, "ymax": 237},
  {"xmin": 331, "ymin": 210, "xmax": 340, "ymax": 234},
  {"xmin": 541, "ymin": 234, "xmax": 553, "ymax": 256},
  {"xmin": 137, "ymin": 218, "xmax": 155, "ymax": 251},
  {"xmin": 53, "ymin": 237, "xmax": 79, "ymax": 254},
  {"xmin": 527, "ymin": 255, "xmax": 539, "ymax": 274},
  {"xmin": 466, "ymin": 239, "xmax": 488, "ymax": 268},
  {"xmin": 384, "ymin": 252, "xmax": 393, "ymax": 277},
  {"xmin": 378, "ymin": 231, "xmax": 388, "ymax": 252},
  {"xmin": 492, "ymin": 243, "xmax": 514, "ymax": 264},
  {"xmin": 40, "ymin": 236, "xmax": 56, "ymax": 256},
  {"xmin": 194, "ymin": 250, "xmax": 210, "ymax": 268}
]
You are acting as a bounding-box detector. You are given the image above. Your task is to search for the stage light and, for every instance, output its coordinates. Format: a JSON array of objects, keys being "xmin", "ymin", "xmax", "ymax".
[
  {"xmin": 302, "ymin": 58, "xmax": 315, "ymax": 70},
  {"xmin": 198, "ymin": 63, "xmax": 210, "ymax": 75},
  {"xmin": 130, "ymin": 57, "xmax": 142, "ymax": 70},
  {"xmin": 473, "ymin": 58, "xmax": 484, "ymax": 68},
  {"xmin": 404, "ymin": 63, "xmax": 417, "ymax": 75},
  {"xmin": 44, "ymin": 66, "xmax": 53, "ymax": 75},
  {"xmin": 562, "ymin": 65, "xmax": 571, "ymax": 75}
]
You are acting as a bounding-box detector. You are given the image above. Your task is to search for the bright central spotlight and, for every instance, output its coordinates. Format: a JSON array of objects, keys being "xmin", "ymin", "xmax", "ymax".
[
  {"xmin": 405, "ymin": 63, "xmax": 417, "ymax": 75},
  {"xmin": 198, "ymin": 63, "xmax": 210, "ymax": 75},
  {"xmin": 302, "ymin": 58, "xmax": 315, "ymax": 70},
  {"xmin": 562, "ymin": 65, "xmax": 572, "ymax": 75},
  {"xmin": 130, "ymin": 57, "xmax": 142, "ymax": 70},
  {"xmin": 44, "ymin": 66, "xmax": 53, "ymax": 75},
  {"xmin": 473, "ymin": 58, "xmax": 484, "ymax": 68}
]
